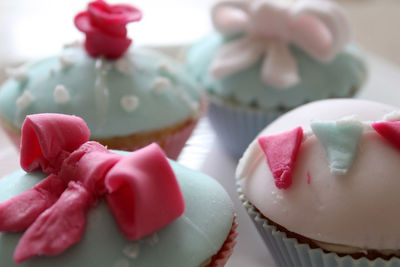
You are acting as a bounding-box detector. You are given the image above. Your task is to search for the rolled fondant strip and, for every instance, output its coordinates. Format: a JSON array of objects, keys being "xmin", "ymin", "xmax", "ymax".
[
  {"xmin": 258, "ymin": 127, "xmax": 303, "ymax": 189},
  {"xmin": 311, "ymin": 121, "xmax": 363, "ymax": 175}
]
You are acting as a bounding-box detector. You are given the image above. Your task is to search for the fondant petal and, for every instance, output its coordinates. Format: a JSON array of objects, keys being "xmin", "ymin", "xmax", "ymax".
[
  {"xmin": 211, "ymin": 0, "xmax": 249, "ymax": 36},
  {"xmin": 105, "ymin": 143, "xmax": 184, "ymax": 240},
  {"xmin": 258, "ymin": 127, "xmax": 303, "ymax": 189},
  {"xmin": 0, "ymin": 174, "xmax": 65, "ymax": 232},
  {"xmin": 14, "ymin": 182, "xmax": 92, "ymax": 263},
  {"xmin": 20, "ymin": 114, "xmax": 90, "ymax": 174},
  {"xmin": 261, "ymin": 42, "xmax": 300, "ymax": 88},
  {"xmin": 210, "ymin": 36, "xmax": 266, "ymax": 80},
  {"xmin": 311, "ymin": 120, "xmax": 363, "ymax": 175},
  {"xmin": 290, "ymin": 0, "xmax": 350, "ymax": 62}
]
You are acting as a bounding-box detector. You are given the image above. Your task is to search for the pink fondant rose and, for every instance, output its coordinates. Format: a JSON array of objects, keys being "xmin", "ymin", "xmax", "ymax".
[{"xmin": 75, "ymin": 0, "xmax": 142, "ymax": 59}]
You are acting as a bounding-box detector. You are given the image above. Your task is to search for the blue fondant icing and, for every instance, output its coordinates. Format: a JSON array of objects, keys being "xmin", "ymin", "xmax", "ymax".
[
  {"xmin": 0, "ymin": 46, "xmax": 201, "ymax": 138},
  {"xmin": 311, "ymin": 121, "xmax": 363, "ymax": 175},
  {"xmin": 186, "ymin": 33, "xmax": 366, "ymax": 109},
  {"xmin": 0, "ymin": 156, "xmax": 235, "ymax": 267}
]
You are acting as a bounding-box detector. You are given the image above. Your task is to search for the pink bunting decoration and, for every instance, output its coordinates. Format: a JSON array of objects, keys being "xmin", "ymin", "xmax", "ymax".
[
  {"xmin": 0, "ymin": 114, "xmax": 185, "ymax": 263},
  {"xmin": 372, "ymin": 121, "xmax": 400, "ymax": 151},
  {"xmin": 258, "ymin": 127, "xmax": 303, "ymax": 189}
]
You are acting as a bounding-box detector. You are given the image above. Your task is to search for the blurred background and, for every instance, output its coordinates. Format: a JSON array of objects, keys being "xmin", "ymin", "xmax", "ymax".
[{"xmin": 0, "ymin": 0, "xmax": 399, "ymax": 77}]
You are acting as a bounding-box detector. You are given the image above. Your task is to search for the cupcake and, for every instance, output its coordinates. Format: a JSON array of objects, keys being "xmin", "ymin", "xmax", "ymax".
[
  {"xmin": 186, "ymin": 0, "xmax": 366, "ymax": 158},
  {"xmin": 0, "ymin": 113, "xmax": 237, "ymax": 267},
  {"xmin": 237, "ymin": 99, "xmax": 400, "ymax": 266},
  {"xmin": 0, "ymin": 0, "xmax": 204, "ymax": 159}
]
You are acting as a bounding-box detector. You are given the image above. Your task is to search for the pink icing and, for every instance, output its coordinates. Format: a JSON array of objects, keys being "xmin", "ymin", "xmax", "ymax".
[
  {"xmin": 74, "ymin": 0, "xmax": 142, "ymax": 59},
  {"xmin": 258, "ymin": 127, "xmax": 303, "ymax": 189},
  {"xmin": 0, "ymin": 114, "xmax": 185, "ymax": 263},
  {"xmin": 372, "ymin": 121, "xmax": 400, "ymax": 151}
]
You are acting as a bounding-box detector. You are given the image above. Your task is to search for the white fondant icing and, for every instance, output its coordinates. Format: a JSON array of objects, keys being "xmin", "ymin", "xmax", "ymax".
[
  {"xmin": 6, "ymin": 67, "xmax": 28, "ymax": 82},
  {"xmin": 120, "ymin": 95, "xmax": 139, "ymax": 112},
  {"xmin": 152, "ymin": 77, "xmax": 171, "ymax": 94},
  {"xmin": 115, "ymin": 57, "xmax": 135, "ymax": 75},
  {"xmin": 383, "ymin": 110, "xmax": 400, "ymax": 122},
  {"xmin": 237, "ymin": 99, "xmax": 400, "ymax": 250},
  {"xmin": 123, "ymin": 243, "xmax": 140, "ymax": 259},
  {"xmin": 59, "ymin": 55, "xmax": 74, "ymax": 68},
  {"xmin": 16, "ymin": 91, "xmax": 34, "ymax": 110},
  {"xmin": 53, "ymin": 85, "xmax": 70, "ymax": 104}
]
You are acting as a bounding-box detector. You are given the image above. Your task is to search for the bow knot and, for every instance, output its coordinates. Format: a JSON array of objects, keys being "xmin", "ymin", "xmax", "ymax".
[
  {"xmin": 0, "ymin": 113, "xmax": 185, "ymax": 263},
  {"xmin": 210, "ymin": 0, "xmax": 350, "ymax": 88}
]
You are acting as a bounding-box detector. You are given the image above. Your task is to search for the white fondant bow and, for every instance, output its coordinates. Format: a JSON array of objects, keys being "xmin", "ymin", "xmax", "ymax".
[{"xmin": 210, "ymin": 0, "xmax": 351, "ymax": 88}]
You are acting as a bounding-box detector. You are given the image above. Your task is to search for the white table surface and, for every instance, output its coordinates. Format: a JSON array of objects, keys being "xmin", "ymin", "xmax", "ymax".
[{"xmin": 1, "ymin": 53, "xmax": 398, "ymax": 267}]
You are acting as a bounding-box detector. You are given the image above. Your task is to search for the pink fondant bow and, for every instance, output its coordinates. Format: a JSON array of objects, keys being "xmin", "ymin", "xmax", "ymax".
[
  {"xmin": 0, "ymin": 114, "xmax": 185, "ymax": 263},
  {"xmin": 210, "ymin": 0, "xmax": 350, "ymax": 88}
]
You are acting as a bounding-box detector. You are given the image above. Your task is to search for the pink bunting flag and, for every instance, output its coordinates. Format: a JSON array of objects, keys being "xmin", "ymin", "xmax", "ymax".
[
  {"xmin": 372, "ymin": 121, "xmax": 400, "ymax": 151},
  {"xmin": 258, "ymin": 127, "xmax": 303, "ymax": 189}
]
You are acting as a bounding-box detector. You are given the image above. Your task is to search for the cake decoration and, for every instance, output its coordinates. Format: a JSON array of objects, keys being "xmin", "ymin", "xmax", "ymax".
[
  {"xmin": 53, "ymin": 85, "xmax": 71, "ymax": 104},
  {"xmin": 5, "ymin": 67, "xmax": 28, "ymax": 82},
  {"xmin": 120, "ymin": 95, "xmax": 139, "ymax": 112},
  {"xmin": 115, "ymin": 56, "xmax": 135, "ymax": 75},
  {"xmin": 74, "ymin": 0, "xmax": 142, "ymax": 59},
  {"xmin": 16, "ymin": 91, "xmax": 34, "ymax": 110},
  {"xmin": 311, "ymin": 120, "xmax": 363, "ymax": 175},
  {"xmin": 209, "ymin": 0, "xmax": 350, "ymax": 88},
  {"xmin": 58, "ymin": 54, "xmax": 75, "ymax": 68},
  {"xmin": 372, "ymin": 121, "xmax": 400, "ymax": 151},
  {"xmin": 0, "ymin": 114, "xmax": 185, "ymax": 263},
  {"xmin": 258, "ymin": 126, "xmax": 303, "ymax": 189}
]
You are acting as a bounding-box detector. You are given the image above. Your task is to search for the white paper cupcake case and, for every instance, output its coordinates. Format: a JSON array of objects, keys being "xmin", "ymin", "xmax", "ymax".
[{"xmin": 237, "ymin": 186, "xmax": 400, "ymax": 267}]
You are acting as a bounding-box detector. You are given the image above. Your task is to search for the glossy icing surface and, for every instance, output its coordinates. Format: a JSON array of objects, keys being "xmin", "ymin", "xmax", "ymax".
[
  {"xmin": 0, "ymin": 45, "xmax": 201, "ymax": 138},
  {"xmin": 237, "ymin": 99, "xmax": 400, "ymax": 250},
  {"xmin": 187, "ymin": 34, "xmax": 366, "ymax": 109},
  {"xmin": 0, "ymin": 159, "xmax": 234, "ymax": 267}
]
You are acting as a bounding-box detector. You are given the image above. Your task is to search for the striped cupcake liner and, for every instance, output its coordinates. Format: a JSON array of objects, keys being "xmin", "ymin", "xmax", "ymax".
[
  {"xmin": 207, "ymin": 97, "xmax": 282, "ymax": 159},
  {"xmin": 206, "ymin": 215, "xmax": 238, "ymax": 267},
  {"xmin": 237, "ymin": 186, "xmax": 400, "ymax": 267}
]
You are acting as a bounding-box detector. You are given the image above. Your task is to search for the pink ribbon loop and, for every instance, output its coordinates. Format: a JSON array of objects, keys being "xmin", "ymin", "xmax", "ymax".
[
  {"xmin": 0, "ymin": 114, "xmax": 185, "ymax": 263},
  {"xmin": 210, "ymin": 0, "xmax": 350, "ymax": 89}
]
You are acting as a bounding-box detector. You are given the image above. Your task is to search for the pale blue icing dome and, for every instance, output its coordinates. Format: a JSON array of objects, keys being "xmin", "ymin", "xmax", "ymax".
[
  {"xmin": 186, "ymin": 34, "xmax": 366, "ymax": 110},
  {"xmin": 0, "ymin": 45, "xmax": 201, "ymax": 138},
  {"xmin": 0, "ymin": 159, "xmax": 235, "ymax": 267}
]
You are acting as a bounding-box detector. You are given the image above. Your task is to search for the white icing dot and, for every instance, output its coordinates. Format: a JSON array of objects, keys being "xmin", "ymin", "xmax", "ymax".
[
  {"xmin": 115, "ymin": 57, "xmax": 135, "ymax": 75},
  {"xmin": 383, "ymin": 110, "xmax": 400, "ymax": 122},
  {"xmin": 152, "ymin": 77, "xmax": 171, "ymax": 94},
  {"xmin": 143, "ymin": 233, "xmax": 159, "ymax": 246},
  {"xmin": 59, "ymin": 55, "xmax": 74, "ymax": 68},
  {"xmin": 113, "ymin": 259, "xmax": 130, "ymax": 267},
  {"xmin": 16, "ymin": 91, "xmax": 34, "ymax": 110},
  {"xmin": 123, "ymin": 243, "xmax": 140, "ymax": 259},
  {"xmin": 95, "ymin": 58, "xmax": 103, "ymax": 70},
  {"xmin": 63, "ymin": 40, "xmax": 81, "ymax": 48},
  {"xmin": 6, "ymin": 67, "xmax": 28, "ymax": 82},
  {"xmin": 121, "ymin": 95, "xmax": 139, "ymax": 112},
  {"xmin": 53, "ymin": 85, "xmax": 70, "ymax": 104}
]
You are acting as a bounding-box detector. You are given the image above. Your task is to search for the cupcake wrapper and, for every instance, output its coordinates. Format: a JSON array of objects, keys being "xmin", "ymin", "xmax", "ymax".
[
  {"xmin": 206, "ymin": 215, "xmax": 238, "ymax": 267},
  {"xmin": 207, "ymin": 97, "xmax": 281, "ymax": 158},
  {"xmin": 237, "ymin": 186, "xmax": 400, "ymax": 267}
]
